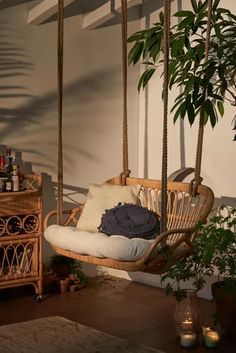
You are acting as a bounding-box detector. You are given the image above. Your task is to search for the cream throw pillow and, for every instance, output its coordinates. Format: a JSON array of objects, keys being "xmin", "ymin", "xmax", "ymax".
[{"xmin": 77, "ymin": 183, "xmax": 141, "ymax": 232}]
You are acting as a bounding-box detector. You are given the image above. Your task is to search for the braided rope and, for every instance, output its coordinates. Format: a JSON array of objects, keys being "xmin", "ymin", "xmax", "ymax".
[
  {"xmin": 191, "ymin": 0, "xmax": 212, "ymax": 196},
  {"xmin": 120, "ymin": 0, "xmax": 131, "ymax": 186},
  {"xmin": 160, "ymin": 0, "xmax": 171, "ymax": 233},
  {"xmin": 57, "ymin": 0, "xmax": 64, "ymax": 225}
]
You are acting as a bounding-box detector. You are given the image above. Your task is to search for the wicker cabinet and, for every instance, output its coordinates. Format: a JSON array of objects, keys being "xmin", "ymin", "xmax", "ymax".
[{"xmin": 0, "ymin": 174, "xmax": 43, "ymax": 300}]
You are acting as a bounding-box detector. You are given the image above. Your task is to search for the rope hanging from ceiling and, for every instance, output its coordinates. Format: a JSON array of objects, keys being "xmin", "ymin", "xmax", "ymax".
[{"xmin": 57, "ymin": 0, "xmax": 64, "ymax": 225}]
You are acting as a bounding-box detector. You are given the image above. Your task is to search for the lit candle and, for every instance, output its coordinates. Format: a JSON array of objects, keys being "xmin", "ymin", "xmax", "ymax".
[
  {"xmin": 205, "ymin": 330, "xmax": 220, "ymax": 348},
  {"xmin": 181, "ymin": 319, "xmax": 193, "ymax": 331},
  {"xmin": 180, "ymin": 331, "xmax": 197, "ymax": 348}
]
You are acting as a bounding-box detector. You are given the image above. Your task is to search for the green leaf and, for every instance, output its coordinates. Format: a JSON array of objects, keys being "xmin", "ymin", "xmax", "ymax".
[
  {"xmin": 191, "ymin": 0, "xmax": 198, "ymax": 13},
  {"xmin": 178, "ymin": 16, "xmax": 195, "ymax": 31},
  {"xmin": 127, "ymin": 30, "xmax": 146, "ymax": 43},
  {"xmin": 159, "ymin": 11, "xmax": 164, "ymax": 25},
  {"xmin": 213, "ymin": 0, "xmax": 220, "ymax": 11},
  {"xmin": 173, "ymin": 103, "xmax": 184, "ymax": 123},
  {"xmin": 170, "ymin": 96, "xmax": 185, "ymax": 113},
  {"xmin": 187, "ymin": 101, "xmax": 195, "ymax": 125},
  {"xmin": 174, "ymin": 10, "xmax": 195, "ymax": 17},
  {"xmin": 192, "ymin": 79, "xmax": 200, "ymax": 105},
  {"xmin": 198, "ymin": 0, "xmax": 208, "ymax": 14},
  {"xmin": 128, "ymin": 42, "xmax": 144, "ymax": 65},
  {"xmin": 138, "ymin": 68, "xmax": 156, "ymax": 91},
  {"xmin": 203, "ymin": 99, "xmax": 217, "ymax": 127},
  {"xmin": 217, "ymin": 101, "xmax": 224, "ymax": 117}
]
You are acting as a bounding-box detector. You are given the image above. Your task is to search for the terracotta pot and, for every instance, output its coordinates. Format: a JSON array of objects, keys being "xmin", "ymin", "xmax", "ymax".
[
  {"xmin": 59, "ymin": 278, "xmax": 70, "ymax": 293},
  {"xmin": 212, "ymin": 281, "xmax": 236, "ymax": 338}
]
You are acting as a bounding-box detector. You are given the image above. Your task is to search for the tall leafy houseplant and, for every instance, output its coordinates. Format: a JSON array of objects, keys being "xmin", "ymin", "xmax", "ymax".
[{"xmin": 128, "ymin": 0, "xmax": 236, "ymax": 130}]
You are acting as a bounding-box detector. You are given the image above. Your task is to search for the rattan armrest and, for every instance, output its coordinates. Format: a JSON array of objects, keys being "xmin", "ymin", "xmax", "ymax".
[
  {"xmin": 140, "ymin": 226, "xmax": 196, "ymax": 264},
  {"xmin": 44, "ymin": 206, "xmax": 84, "ymax": 230}
]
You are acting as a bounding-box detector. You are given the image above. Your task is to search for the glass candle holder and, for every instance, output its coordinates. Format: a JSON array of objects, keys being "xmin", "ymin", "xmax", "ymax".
[
  {"xmin": 205, "ymin": 330, "xmax": 220, "ymax": 348},
  {"xmin": 180, "ymin": 331, "xmax": 197, "ymax": 348},
  {"xmin": 174, "ymin": 290, "xmax": 202, "ymax": 335},
  {"xmin": 202, "ymin": 326, "xmax": 213, "ymax": 343}
]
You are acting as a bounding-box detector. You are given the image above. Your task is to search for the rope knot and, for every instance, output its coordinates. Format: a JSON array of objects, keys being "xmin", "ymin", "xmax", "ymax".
[
  {"xmin": 190, "ymin": 177, "xmax": 203, "ymax": 197},
  {"xmin": 119, "ymin": 169, "xmax": 131, "ymax": 186}
]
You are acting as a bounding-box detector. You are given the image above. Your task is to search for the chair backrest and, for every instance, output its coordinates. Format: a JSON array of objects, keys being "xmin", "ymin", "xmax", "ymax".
[{"xmin": 107, "ymin": 177, "xmax": 214, "ymax": 242}]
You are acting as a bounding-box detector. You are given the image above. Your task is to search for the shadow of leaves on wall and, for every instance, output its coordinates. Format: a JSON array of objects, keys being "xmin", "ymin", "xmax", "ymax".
[{"xmin": 0, "ymin": 21, "xmax": 35, "ymax": 133}]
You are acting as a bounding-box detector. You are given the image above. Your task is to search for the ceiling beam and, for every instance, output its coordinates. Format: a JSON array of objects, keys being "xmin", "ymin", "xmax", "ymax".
[
  {"xmin": 28, "ymin": 0, "xmax": 74, "ymax": 25},
  {"xmin": 82, "ymin": 0, "xmax": 142, "ymax": 30}
]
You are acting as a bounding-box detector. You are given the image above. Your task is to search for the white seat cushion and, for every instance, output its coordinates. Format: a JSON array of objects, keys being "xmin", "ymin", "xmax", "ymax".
[{"xmin": 44, "ymin": 225, "xmax": 157, "ymax": 262}]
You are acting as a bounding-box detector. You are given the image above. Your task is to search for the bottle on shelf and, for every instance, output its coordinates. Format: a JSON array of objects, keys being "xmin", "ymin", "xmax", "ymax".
[
  {"xmin": 5, "ymin": 174, "xmax": 12, "ymax": 192},
  {"xmin": 5, "ymin": 149, "xmax": 13, "ymax": 179},
  {"xmin": 17, "ymin": 166, "xmax": 24, "ymax": 191},
  {"xmin": 0, "ymin": 155, "xmax": 7, "ymax": 192},
  {"xmin": 12, "ymin": 166, "xmax": 19, "ymax": 192},
  {"xmin": 6, "ymin": 149, "xmax": 13, "ymax": 167}
]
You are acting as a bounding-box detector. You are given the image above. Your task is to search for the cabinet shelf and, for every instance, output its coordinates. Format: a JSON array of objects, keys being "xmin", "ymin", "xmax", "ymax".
[{"xmin": 0, "ymin": 174, "xmax": 43, "ymax": 298}]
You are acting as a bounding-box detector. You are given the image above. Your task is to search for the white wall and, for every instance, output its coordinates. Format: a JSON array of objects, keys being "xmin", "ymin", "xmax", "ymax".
[{"xmin": 0, "ymin": 1, "xmax": 140, "ymax": 263}]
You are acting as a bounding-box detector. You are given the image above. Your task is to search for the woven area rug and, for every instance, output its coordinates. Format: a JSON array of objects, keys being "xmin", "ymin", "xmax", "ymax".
[{"xmin": 0, "ymin": 316, "xmax": 164, "ymax": 353}]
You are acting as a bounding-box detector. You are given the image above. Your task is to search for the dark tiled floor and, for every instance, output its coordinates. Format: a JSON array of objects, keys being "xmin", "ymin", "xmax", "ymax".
[{"xmin": 0, "ymin": 276, "xmax": 235, "ymax": 353}]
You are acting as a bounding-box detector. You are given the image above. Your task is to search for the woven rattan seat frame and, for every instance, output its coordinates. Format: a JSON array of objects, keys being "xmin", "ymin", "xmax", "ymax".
[{"xmin": 44, "ymin": 177, "xmax": 214, "ymax": 274}]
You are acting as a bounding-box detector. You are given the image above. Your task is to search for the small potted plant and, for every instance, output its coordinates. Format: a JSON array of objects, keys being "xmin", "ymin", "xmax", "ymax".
[
  {"xmin": 161, "ymin": 205, "xmax": 236, "ymax": 337},
  {"xmin": 50, "ymin": 254, "xmax": 75, "ymax": 278},
  {"xmin": 50, "ymin": 254, "xmax": 88, "ymax": 290}
]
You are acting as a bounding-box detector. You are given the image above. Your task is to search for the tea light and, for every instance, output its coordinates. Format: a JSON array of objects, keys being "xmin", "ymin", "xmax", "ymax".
[
  {"xmin": 180, "ymin": 331, "xmax": 197, "ymax": 348},
  {"xmin": 205, "ymin": 330, "xmax": 220, "ymax": 348},
  {"xmin": 181, "ymin": 319, "xmax": 193, "ymax": 331}
]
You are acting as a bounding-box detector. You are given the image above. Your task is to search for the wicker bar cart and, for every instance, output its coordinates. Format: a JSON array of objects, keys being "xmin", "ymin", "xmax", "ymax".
[{"xmin": 0, "ymin": 174, "xmax": 43, "ymax": 301}]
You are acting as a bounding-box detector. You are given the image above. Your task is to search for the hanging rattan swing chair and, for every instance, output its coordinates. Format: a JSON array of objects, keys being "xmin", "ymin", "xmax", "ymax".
[{"xmin": 44, "ymin": 0, "xmax": 214, "ymax": 274}]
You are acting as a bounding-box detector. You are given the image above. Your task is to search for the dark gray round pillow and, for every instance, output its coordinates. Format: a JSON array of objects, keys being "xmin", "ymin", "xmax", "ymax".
[{"xmin": 98, "ymin": 203, "xmax": 160, "ymax": 240}]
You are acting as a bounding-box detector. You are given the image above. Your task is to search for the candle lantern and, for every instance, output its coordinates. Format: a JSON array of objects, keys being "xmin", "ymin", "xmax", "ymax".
[
  {"xmin": 174, "ymin": 289, "xmax": 202, "ymax": 335},
  {"xmin": 202, "ymin": 326, "xmax": 213, "ymax": 342},
  {"xmin": 205, "ymin": 330, "xmax": 220, "ymax": 348}
]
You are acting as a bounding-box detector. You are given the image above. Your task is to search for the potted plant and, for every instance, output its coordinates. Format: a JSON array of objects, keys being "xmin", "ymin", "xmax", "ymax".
[
  {"xmin": 161, "ymin": 205, "xmax": 236, "ymax": 337},
  {"xmin": 50, "ymin": 254, "xmax": 88, "ymax": 286},
  {"xmin": 50, "ymin": 254, "xmax": 75, "ymax": 277},
  {"xmin": 128, "ymin": 0, "xmax": 236, "ymax": 131}
]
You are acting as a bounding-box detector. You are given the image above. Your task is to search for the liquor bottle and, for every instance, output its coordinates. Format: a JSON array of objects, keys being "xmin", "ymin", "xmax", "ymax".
[
  {"xmin": 5, "ymin": 149, "xmax": 13, "ymax": 178},
  {"xmin": 6, "ymin": 149, "xmax": 13, "ymax": 166},
  {"xmin": 0, "ymin": 155, "xmax": 7, "ymax": 192},
  {"xmin": 12, "ymin": 166, "xmax": 19, "ymax": 192},
  {"xmin": 17, "ymin": 166, "xmax": 24, "ymax": 191},
  {"xmin": 5, "ymin": 174, "xmax": 12, "ymax": 192}
]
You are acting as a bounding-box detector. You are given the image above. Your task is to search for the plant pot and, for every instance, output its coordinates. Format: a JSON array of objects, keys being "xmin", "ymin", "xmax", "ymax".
[
  {"xmin": 59, "ymin": 278, "xmax": 70, "ymax": 293},
  {"xmin": 212, "ymin": 281, "xmax": 236, "ymax": 338}
]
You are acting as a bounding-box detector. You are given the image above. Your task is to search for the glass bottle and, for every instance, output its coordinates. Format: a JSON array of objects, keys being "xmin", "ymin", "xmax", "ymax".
[
  {"xmin": 12, "ymin": 166, "xmax": 19, "ymax": 192},
  {"xmin": 0, "ymin": 155, "xmax": 7, "ymax": 192},
  {"xmin": 17, "ymin": 166, "xmax": 24, "ymax": 191}
]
